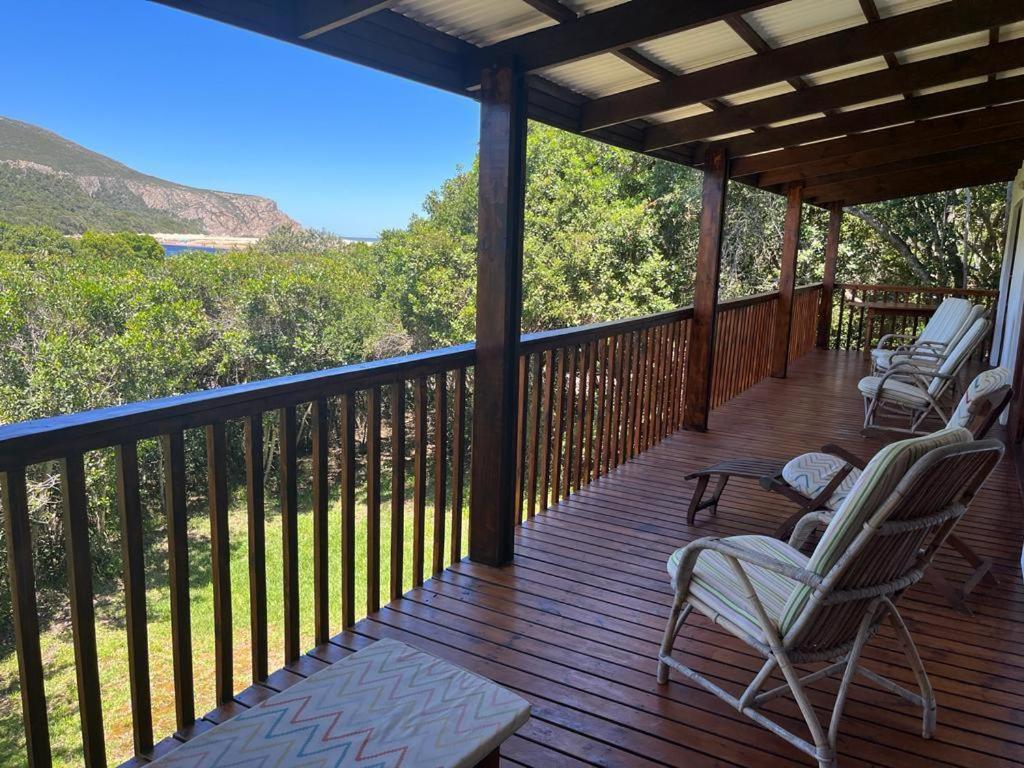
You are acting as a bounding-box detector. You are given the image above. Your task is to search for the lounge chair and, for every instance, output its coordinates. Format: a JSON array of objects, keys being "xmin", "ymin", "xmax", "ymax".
[
  {"xmin": 859, "ymin": 315, "xmax": 990, "ymax": 435},
  {"xmin": 660, "ymin": 429, "xmax": 1003, "ymax": 768},
  {"xmin": 685, "ymin": 367, "xmax": 1010, "ymax": 609},
  {"xmin": 871, "ymin": 296, "xmax": 979, "ymax": 373}
]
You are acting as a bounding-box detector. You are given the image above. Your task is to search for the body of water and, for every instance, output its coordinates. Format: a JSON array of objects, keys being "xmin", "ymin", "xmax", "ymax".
[{"xmin": 162, "ymin": 244, "xmax": 225, "ymax": 256}]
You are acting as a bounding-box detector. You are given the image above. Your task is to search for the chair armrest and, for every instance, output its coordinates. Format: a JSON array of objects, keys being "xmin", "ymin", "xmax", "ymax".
[
  {"xmin": 876, "ymin": 332, "xmax": 917, "ymax": 350},
  {"xmin": 819, "ymin": 443, "xmax": 868, "ymax": 469},
  {"xmin": 788, "ymin": 511, "xmax": 834, "ymax": 549},
  {"xmin": 674, "ymin": 537, "xmax": 821, "ymax": 589}
]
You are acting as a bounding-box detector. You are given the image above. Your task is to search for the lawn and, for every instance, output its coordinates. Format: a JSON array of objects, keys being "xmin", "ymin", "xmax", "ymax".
[{"xmin": 0, "ymin": 486, "xmax": 466, "ymax": 767}]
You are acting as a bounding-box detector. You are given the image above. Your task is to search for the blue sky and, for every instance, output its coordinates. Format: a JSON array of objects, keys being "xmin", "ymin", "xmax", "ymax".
[{"xmin": 1, "ymin": 0, "xmax": 480, "ymax": 237}]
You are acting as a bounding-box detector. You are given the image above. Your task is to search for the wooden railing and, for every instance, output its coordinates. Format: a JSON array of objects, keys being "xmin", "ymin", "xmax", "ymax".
[
  {"xmin": 0, "ymin": 283, "xmax": 824, "ymax": 767},
  {"xmin": 830, "ymin": 283, "xmax": 999, "ymax": 353},
  {"xmin": 0, "ymin": 345, "xmax": 474, "ymax": 767},
  {"xmin": 514, "ymin": 308, "xmax": 693, "ymax": 520}
]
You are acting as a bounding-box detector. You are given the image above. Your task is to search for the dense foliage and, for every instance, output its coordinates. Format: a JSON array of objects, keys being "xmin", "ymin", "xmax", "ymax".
[{"xmin": 0, "ymin": 123, "xmax": 1009, "ymax": 627}]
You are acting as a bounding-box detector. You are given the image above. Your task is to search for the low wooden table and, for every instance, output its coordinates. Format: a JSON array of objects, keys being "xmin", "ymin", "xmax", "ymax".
[
  {"xmin": 149, "ymin": 638, "xmax": 531, "ymax": 768},
  {"xmin": 862, "ymin": 301, "xmax": 938, "ymax": 354}
]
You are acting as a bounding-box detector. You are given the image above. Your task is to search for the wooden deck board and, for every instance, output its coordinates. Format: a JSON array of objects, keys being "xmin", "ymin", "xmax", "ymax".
[{"xmin": 348, "ymin": 350, "xmax": 1024, "ymax": 768}]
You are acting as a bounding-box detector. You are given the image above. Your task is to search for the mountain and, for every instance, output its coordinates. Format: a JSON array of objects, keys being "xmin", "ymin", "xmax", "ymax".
[{"xmin": 0, "ymin": 116, "xmax": 299, "ymax": 236}]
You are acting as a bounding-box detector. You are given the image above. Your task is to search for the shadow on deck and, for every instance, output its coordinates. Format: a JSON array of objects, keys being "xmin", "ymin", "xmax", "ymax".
[{"xmin": 329, "ymin": 350, "xmax": 1024, "ymax": 768}]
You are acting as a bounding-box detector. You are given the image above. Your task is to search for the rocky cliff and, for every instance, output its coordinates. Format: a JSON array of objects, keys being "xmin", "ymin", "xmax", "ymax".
[{"xmin": 0, "ymin": 116, "xmax": 299, "ymax": 236}]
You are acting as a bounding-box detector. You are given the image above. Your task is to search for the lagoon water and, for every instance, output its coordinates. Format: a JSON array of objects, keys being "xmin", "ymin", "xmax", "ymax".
[{"xmin": 162, "ymin": 244, "xmax": 224, "ymax": 256}]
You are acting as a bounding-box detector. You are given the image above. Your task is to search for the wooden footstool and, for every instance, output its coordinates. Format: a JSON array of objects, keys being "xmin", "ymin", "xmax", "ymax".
[{"xmin": 149, "ymin": 638, "xmax": 531, "ymax": 767}]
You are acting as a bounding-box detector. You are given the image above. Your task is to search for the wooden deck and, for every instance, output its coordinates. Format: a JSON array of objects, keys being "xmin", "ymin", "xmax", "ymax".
[{"xmin": 324, "ymin": 350, "xmax": 1024, "ymax": 768}]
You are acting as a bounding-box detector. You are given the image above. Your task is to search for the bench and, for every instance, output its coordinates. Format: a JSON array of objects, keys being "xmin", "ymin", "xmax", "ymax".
[{"xmin": 149, "ymin": 638, "xmax": 531, "ymax": 767}]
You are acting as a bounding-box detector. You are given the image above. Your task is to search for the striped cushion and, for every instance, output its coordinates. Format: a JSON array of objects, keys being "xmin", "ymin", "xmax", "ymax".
[
  {"xmin": 778, "ymin": 427, "xmax": 972, "ymax": 635},
  {"xmin": 782, "ymin": 452, "xmax": 861, "ymax": 509},
  {"xmin": 858, "ymin": 375, "xmax": 930, "ymax": 407},
  {"xmin": 917, "ymin": 297, "xmax": 975, "ymax": 346},
  {"xmin": 931, "ymin": 317, "xmax": 989, "ymax": 394},
  {"xmin": 668, "ymin": 535, "xmax": 808, "ymax": 642},
  {"xmin": 949, "ymin": 366, "xmax": 1010, "ymax": 428}
]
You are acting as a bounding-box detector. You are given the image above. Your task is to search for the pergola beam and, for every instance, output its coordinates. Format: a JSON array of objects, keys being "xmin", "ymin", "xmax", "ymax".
[
  {"xmin": 696, "ymin": 74, "xmax": 1024, "ymax": 163},
  {"xmin": 463, "ymin": 0, "xmax": 786, "ymax": 89},
  {"xmin": 809, "ymin": 160, "xmax": 1020, "ymax": 205},
  {"xmin": 644, "ymin": 37, "xmax": 1024, "ymax": 151},
  {"xmin": 749, "ymin": 103, "xmax": 1024, "ymax": 186},
  {"xmin": 581, "ymin": 0, "xmax": 1024, "ymax": 131},
  {"xmin": 298, "ymin": 0, "xmax": 398, "ymax": 39}
]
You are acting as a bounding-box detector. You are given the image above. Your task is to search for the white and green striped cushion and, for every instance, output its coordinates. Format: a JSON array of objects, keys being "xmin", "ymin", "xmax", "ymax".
[
  {"xmin": 917, "ymin": 297, "xmax": 975, "ymax": 347},
  {"xmin": 668, "ymin": 535, "xmax": 808, "ymax": 642},
  {"xmin": 930, "ymin": 317, "xmax": 989, "ymax": 395},
  {"xmin": 949, "ymin": 366, "xmax": 1010, "ymax": 428},
  {"xmin": 857, "ymin": 375, "xmax": 931, "ymax": 407},
  {"xmin": 778, "ymin": 426, "xmax": 972, "ymax": 635}
]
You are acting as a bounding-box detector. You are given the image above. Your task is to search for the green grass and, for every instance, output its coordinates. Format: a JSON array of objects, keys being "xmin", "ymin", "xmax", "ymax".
[{"xmin": 0, "ymin": 488, "xmax": 467, "ymax": 767}]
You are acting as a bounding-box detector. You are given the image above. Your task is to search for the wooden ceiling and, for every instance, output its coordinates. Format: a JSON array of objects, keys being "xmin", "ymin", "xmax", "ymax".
[{"xmin": 153, "ymin": 0, "xmax": 1024, "ymax": 205}]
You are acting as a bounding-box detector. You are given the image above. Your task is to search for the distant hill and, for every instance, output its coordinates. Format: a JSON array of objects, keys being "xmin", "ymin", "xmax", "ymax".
[{"xmin": 0, "ymin": 116, "xmax": 299, "ymax": 235}]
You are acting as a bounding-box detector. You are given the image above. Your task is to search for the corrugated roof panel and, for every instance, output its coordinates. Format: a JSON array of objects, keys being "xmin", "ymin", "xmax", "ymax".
[
  {"xmin": 632, "ymin": 21, "xmax": 754, "ymax": 75},
  {"xmin": 836, "ymin": 94, "xmax": 905, "ymax": 112},
  {"xmin": 915, "ymin": 76, "xmax": 988, "ymax": 96},
  {"xmin": 705, "ymin": 128, "xmax": 755, "ymax": 142},
  {"xmin": 645, "ymin": 103, "xmax": 714, "ymax": 125},
  {"xmin": 804, "ymin": 57, "xmax": 889, "ymax": 86},
  {"xmin": 562, "ymin": 0, "xmax": 628, "ymax": 14},
  {"xmin": 768, "ymin": 112, "xmax": 828, "ymax": 128},
  {"xmin": 873, "ymin": 0, "xmax": 950, "ymax": 18},
  {"xmin": 896, "ymin": 31, "xmax": 989, "ymax": 64},
  {"xmin": 720, "ymin": 80, "xmax": 795, "ymax": 106},
  {"xmin": 997, "ymin": 68, "xmax": 1024, "ymax": 79},
  {"xmin": 395, "ymin": 0, "xmax": 552, "ymax": 46},
  {"xmin": 1001, "ymin": 21, "xmax": 1024, "ymax": 41},
  {"xmin": 540, "ymin": 53, "xmax": 657, "ymax": 98},
  {"xmin": 743, "ymin": 0, "xmax": 865, "ymax": 48}
]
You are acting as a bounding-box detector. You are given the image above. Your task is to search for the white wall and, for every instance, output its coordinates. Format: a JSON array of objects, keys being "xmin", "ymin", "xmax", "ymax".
[{"xmin": 991, "ymin": 163, "xmax": 1024, "ymax": 402}]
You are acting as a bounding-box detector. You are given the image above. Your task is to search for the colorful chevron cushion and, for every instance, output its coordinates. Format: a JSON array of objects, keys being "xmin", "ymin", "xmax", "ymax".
[
  {"xmin": 781, "ymin": 452, "xmax": 860, "ymax": 509},
  {"xmin": 149, "ymin": 638, "xmax": 531, "ymax": 768}
]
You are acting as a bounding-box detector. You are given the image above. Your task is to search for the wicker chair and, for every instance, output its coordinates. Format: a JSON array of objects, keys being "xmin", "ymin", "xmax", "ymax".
[
  {"xmin": 859, "ymin": 315, "xmax": 990, "ymax": 435},
  {"xmin": 871, "ymin": 297, "xmax": 979, "ymax": 373},
  {"xmin": 660, "ymin": 428, "xmax": 1003, "ymax": 768}
]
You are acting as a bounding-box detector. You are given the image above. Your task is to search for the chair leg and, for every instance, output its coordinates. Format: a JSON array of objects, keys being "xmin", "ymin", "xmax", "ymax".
[
  {"xmin": 686, "ymin": 475, "xmax": 710, "ymax": 525},
  {"xmin": 771, "ymin": 646, "xmax": 835, "ymax": 768},
  {"xmin": 885, "ymin": 599, "xmax": 936, "ymax": 739},
  {"xmin": 658, "ymin": 594, "xmax": 689, "ymax": 684},
  {"xmin": 947, "ymin": 533, "xmax": 999, "ymax": 587},
  {"xmin": 828, "ymin": 602, "xmax": 881, "ymax": 750}
]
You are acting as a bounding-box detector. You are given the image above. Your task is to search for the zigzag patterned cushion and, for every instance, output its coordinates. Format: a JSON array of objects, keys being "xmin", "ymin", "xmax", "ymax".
[
  {"xmin": 781, "ymin": 452, "xmax": 860, "ymax": 509},
  {"xmin": 149, "ymin": 638, "xmax": 531, "ymax": 768},
  {"xmin": 949, "ymin": 366, "xmax": 1010, "ymax": 429}
]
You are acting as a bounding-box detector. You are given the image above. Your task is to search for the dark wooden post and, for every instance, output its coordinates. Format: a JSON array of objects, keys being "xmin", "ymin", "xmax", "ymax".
[
  {"xmin": 816, "ymin": 202, "xmax": 843, "ymax": 349},
  {"xmin": 682, "ymin": 146, "xmax": 728, "ymax": 431},
  {"xmin": 772, "ymin": 182, "xmax": 803, "ymax": 378},
  {"xmin": 469, "ymin": 64, "xmax": 527, "ymax": 566}
]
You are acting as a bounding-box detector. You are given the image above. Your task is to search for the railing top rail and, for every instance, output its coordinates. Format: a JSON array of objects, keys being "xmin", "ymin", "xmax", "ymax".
[
  {"xmin": 0, "ymin": 343, "xmax": 475, "ymax": 471},
  {"xmin": 519, "ymin": 305, "xmax": 694, "ymax": 353},
  {"xmin": 837, "ymin": 282, "xmax": 998, "ymax": 297}
]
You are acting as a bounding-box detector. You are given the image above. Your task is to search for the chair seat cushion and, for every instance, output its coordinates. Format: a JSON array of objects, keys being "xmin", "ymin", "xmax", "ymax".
[
  {"xmin": 668, "ymin": 535, "xmax": 808, "ymax": 642},
  {"xmin": 149, "ymin": 638, "xmax": 531, "ymax": 768},
  {"xmin": 782, "ymin": 452, "xmax": 861, "ymax": 510},
  {"xmin": 858, "ymin": 375, "xmax": 930, "ymax": 408}
]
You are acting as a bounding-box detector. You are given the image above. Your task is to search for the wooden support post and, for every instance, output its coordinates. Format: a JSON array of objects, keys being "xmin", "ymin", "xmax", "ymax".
[
  {"xmin": 772, "ymin": 182, "xmax": 803, "ymax": 377},
  {"xmin": 682, "ymin": 146, "xmax": 728, "ymax": 431},
  {"xmin": 816, "ymin": 202, "xmax": 843, "ymax": 349},
  {"xmin": 469, "ymin": 63, "xmax": 527, "ymax": 566}
]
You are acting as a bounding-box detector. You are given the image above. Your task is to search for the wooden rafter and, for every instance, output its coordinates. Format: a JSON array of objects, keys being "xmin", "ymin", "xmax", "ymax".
[
  {"xmin": 644, "ymin": 37, "xmax": 1024, "ymax": 151},
  {"xmin": 580, "ymin": 0, "xmax": 1024, "ymax": 131},
  {"xmin": 298, "ymin": 0, "xmax": 398, "ymax": 39},
  {"xmin": 463, "ymin": 0, "xmax": 788, "ymax": 89},
  {"xmin": 692, "ymin": 74, "xmax": 1024, "ymax": 163}
]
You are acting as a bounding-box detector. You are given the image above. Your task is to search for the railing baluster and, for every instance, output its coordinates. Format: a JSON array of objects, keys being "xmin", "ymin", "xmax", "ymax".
[
  {"xmin": 624, "ymin": 331, "xmax": 639, "ymax": 462},
  {"xmin": 525, "ymin": 354, "xmax": 541, "ymax": 518},
  {"xmin": 432, "ymin": 372, "xmax": 448, "ymax": 574},
  {"xmin": 539, "ymin": 350, "xmax": 554, "ymax": 510},
  {"xmin": 390, "ymin": 382, "xmax": 406, "ymax": 601},
  {"xmin": 367, "ymin": 387, "xmax": 382, "ymax": 613},
  {"xmin": 61, "ymin": 452, "xmax": 105, "ymax": 767},
  {"xmin": 572, "ymin": 344, "xmax": 587, "ymax": 493},
  {"xmin": 161, "ymin": 431, "xmax": 194, "ymax": 732},
  {"xmin": 563, "ymin": 346, "xmax": 577, "ymax": 500},
  {"xmin": 550, "ymin": 348, "xmax": 565, "ymax": 507},
  {"xmin": 610, "ymin": 334, "xmax": 624, "ymax": 467},
  {"xmin": 312, "ymin": 399, "xmax": 330, "ymax": 644},
  {"xmin": 583, "ymin": 340, "xmax": 597, "ymax": 482},
  {"xmin": 595, "ymin": 338, "xmax": 609, "ymax": 478},
  {"xmin": 243, "ymin": 415, "xmax": 267, "ymax": 683},
  {"xmin": 340, "ymin": 393, "xmax": 356, "ymax": 628},
  {"xmin": 116, "ymin": 442, "xmax": 153, "ymax": 757},
  {"xmin": 278, "ymin": 406, "xmax": 299, "ymax": 664},
  {"xmin": 205, "ymin": 422, "xmax": 233, "ymax": 705},
  {"xmin": 513, "ymin": 356, "xmax": 527, "ymax": 525},
  {"xmin": 2, "ymin": 466, "xmax": 51, "ymax": 768},
  {"xmin": 413, "ymin": 378, "xmax": 428, "ymax": 587},
  {"xmin": 449, "ymin": 369, "xmax": 466, "ymax": 565}
]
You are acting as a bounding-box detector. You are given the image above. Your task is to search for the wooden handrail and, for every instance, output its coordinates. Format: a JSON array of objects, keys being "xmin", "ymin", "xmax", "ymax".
[{"xmin": 837, "ymin": 282, "xmax": 997, "ymax": 297}]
